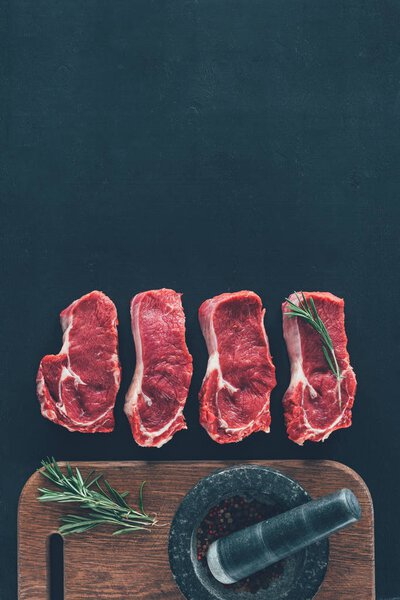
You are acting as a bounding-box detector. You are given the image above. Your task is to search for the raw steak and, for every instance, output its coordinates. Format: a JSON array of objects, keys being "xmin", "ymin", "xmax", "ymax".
[
  {"xmin": 282, "ymin": 291, "xmax": 357, "ymax": 444},
  {"xmin": 124, "ymin": 289, "xmax": 193, "ymax": 448},
  {"xmin": 199, "ymin": 291, "xmax": 276, "ymax": 444},
  {"xmin": 37, "ymin": 291, "xmax": 121, "ymax": 433}
]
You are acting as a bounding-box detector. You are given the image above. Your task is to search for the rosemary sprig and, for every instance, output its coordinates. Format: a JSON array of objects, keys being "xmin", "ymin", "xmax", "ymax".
[
  {"xmin": 38, "ymin": 458, "xmax": 157, "ymax": 536},
  {"xmin": 285, "ymin": 292, "xmax": 343, "ymax": 386}
]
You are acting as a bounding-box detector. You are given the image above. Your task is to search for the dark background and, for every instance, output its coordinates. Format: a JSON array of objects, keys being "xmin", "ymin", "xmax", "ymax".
[{"xmin": 1, "ymin": 1, "xmax": 400, "ymax": 598}]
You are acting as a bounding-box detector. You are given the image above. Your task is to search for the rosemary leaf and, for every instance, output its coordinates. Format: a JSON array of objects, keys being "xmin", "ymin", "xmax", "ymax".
[
  {"xmin": 139, "ymin": 481, "xmax": 146, "ymax": 515},
  {"xmin": 322, "ymin": 345, "xmax": 336, "ymax": 374},
  {"xmin": 38, "ymin": 459, "xmax": 157, "ymax": 536},
  {"xmin": 285, "ymin": 291, "xmax": 343, "ymax": 384}
]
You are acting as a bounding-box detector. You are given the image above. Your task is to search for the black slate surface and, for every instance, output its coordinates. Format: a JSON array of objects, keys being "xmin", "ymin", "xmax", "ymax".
[{"xmin": 1, "ymin": 1, "xmax": 400, "ymax": 598}]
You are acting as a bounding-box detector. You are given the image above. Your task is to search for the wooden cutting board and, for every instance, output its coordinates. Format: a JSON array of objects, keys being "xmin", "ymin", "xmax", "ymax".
[{"xmin": 18, "ymin": 460, "xmax": 375, "ymax": 600}]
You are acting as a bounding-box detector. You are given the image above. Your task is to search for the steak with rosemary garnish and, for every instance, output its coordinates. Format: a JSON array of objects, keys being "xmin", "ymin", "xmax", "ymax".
[
  {"xmin": 37, "ymin": 291, "xmax": 121, "ymax": 433},
  {"xmin": 282, "ymin": 291, "xmax": 356, "ymax": 444},
  {"xmin": 199, "ymin": 291, "xmax": 276, "ymax": 443}
]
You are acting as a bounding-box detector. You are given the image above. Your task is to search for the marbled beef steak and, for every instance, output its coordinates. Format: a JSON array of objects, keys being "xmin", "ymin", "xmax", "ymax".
[
  {"xmin": 282, "ymin": 291, "xmax": 357, "ymax": 444},
  {"xmin": 37, "ymin": 291, "xmax": 121, "ymax": 433},
  {"xmin": 199, "ymin": 291, "xmax": 276, "ymax": 443},
  {"xmin": 124, "ymin": 288, "xmax": 193, "ymax": 447}
]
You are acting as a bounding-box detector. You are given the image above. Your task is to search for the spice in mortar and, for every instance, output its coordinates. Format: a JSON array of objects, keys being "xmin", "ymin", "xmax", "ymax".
[{"xmin": 196, "ymin": 495, "xmax": 284, "ymax": 593}]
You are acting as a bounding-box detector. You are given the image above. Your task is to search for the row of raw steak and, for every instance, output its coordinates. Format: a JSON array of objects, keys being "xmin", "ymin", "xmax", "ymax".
[{"xmin": 37, "ymin": 289, "xmax": 356, "ymax": 446}]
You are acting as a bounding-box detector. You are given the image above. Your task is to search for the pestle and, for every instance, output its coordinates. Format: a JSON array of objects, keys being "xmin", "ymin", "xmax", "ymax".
[{"xmin": 207, "ymin": 488, "xmax": 361, "ymax": 584}]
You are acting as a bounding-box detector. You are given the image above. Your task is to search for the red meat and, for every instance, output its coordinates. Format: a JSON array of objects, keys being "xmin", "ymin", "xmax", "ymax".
[
  {"xmin": 282, "ymin": 291, "xmax": 357, "ymax": 444},
  {"xmin": 124, "ymin": 289, "xmax": 193, "ymax": 447},
  {"xmin": 37, "ymin": 291, "xmax": 121, "ymax": 433},
  {"xmin": 199, "ymin": 291, "xmax": 276, "ymax": 444}
]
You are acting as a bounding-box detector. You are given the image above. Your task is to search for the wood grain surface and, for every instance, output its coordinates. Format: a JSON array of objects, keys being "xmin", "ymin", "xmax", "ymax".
[{"xmin": 18, "ymin": 460, "xmax": 374, "ymax": 599}]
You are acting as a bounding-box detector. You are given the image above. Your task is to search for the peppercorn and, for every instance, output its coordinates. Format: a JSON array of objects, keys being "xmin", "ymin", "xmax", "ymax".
[{"xmin": 196, "ymin": 495, "xmax": 284, "ymax": 594}]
